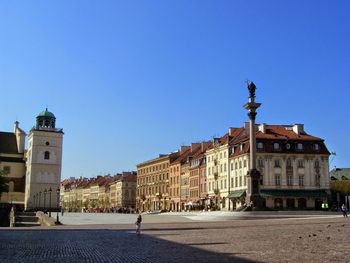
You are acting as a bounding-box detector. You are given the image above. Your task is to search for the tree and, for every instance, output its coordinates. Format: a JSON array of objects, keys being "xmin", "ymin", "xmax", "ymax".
[
  {"xmin": 330, "ymin": 180, "xmax": 350, "ymax": 196},
  {"xmin": 0, "ymin": 170, "xmax": 8, "ymax": 200}
]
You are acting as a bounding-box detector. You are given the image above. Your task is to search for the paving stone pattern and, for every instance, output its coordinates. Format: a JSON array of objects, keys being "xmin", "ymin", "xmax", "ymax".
[{"xmin": 1, "ymin": 215, "xmax": 349, "ymax": 263}]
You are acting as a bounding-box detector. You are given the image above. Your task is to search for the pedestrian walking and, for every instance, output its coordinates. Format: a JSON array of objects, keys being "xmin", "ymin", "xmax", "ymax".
[
  {"xmin": 61, "ymin": 207, "xmax": 64, "ymax": 216},
  {"xmin": 135, "ymin": 213, "xmax": 142, "ymax": 235},
  {"xmin": 341, "ymin": 204, "xmax": 348, "ymax": 217}
]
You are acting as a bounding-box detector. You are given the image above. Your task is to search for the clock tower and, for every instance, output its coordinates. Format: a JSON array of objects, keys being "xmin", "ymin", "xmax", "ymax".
[{"xmin": 24, "ymin": 108, "xmax": 64, "ymax": 211}]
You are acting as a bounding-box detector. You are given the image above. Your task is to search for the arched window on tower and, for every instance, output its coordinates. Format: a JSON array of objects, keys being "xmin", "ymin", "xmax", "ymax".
[{"xmin": 44, "ymin": 151, "xmax": 50, "ymax": 160}]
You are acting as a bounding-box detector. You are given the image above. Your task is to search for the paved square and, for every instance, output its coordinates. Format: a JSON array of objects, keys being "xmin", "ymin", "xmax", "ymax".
[{"xmin": 0, "ymin": 213, "xmax": 349, "ymax": 262}]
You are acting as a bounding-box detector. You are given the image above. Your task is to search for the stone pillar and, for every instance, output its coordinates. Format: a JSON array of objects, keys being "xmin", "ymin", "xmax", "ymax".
[{"xmin": 243, "ymin": 81, "xmax": 263, "ymax": 209}]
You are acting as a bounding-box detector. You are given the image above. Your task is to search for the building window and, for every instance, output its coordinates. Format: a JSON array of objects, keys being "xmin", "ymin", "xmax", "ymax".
[
  {"xmin": 315, "ymin": 175, "xmax": 321, "ymax": 186},
  {"xmin": 3, "ymin": 166, "xmax": 11, "ymax": 174},
  {"xmin": 220, "ymin": 164, "xmax": 223, "ymax": 173},
  {"xmin": 44, "ymin": 151, "xmax": 50, "ymax": 160},
  {"xmin": 45, "ymin": 141, "xmax": 50, "ymax": 146},
  {"xmin": 275, "ymin": 175, "xmax": 281, "ymax": 186},
  {"xmin": 235, "ymin": 162, "xmax": 238, "ymax": 169},
  {"xmin": 8, "ymin": 181, "xmax": 14, "ymax": 192},
  {"xmin": 287, "ymin": 175, "xmax": 293, "ymax": 186},
  {"xmin": 244, "ymin": 176, "xmax": 246, "ymax": 186},
  {"xmin": 297, "ymin": 143, "xmax": 304, "ymax": 151},
  {"xmin": 314, "ymin": 160, "xmax": 320, "ymax": 168},
  {"xmin": 287, "ymin": 159, "xmax": 292, "ymax": 168},
  {"xmin": 314, "ymin": 144, "xmax": 320, "ymax": 151},
  {"xmin": 299, "ymin": 175, "xmax": 304, "ymax": 186},
  {"xmin": 258, "ymin": 159, "xmax": 264, "ymax": 168},
  {"xmin": 274, "ymin": 159, "xmax": 280, "ymax": 168},
  {"xmin": 244, "ymin": 160, "xmax": 247, "ymax": 168},
  {"xmin": 231, "ymin": 178, "xmax": 234, "ymax": 188},
  {"xmin": 257, "ymin": 142, "xmax": 263, "ymax": 149},
  {"xmin": 235, "ymin": 177, "xmax": 238, "ymax": 187},
  {"xmin": 239, "ymin": 176, "xmax": 242, "ymax": 187},
  {"xmin": 224, "ymin": 163, "xmax": 227, "ymax": 172},
  {"xmin": 273, "ymin": 143, "xmax": 280, "ymax": 150},
  {"xmin": 298, "ymin": 160, "xmax": 304, "ymax": 168},
  {"xmin": 231, "ymin": 163, "xmax": 234, "ymax": 170},
  {"xmin": 224, "ymin": 152, "xmax": 226, "ymax": 158},
  {"xmin": 239, "ymin": 161, "xmax": 242, "ymax": 169}
]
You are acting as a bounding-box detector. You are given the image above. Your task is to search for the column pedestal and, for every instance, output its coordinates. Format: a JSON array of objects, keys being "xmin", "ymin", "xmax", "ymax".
[{"xmin": 246, "ymin": 169, "xmax": 264, "ymax": 209}]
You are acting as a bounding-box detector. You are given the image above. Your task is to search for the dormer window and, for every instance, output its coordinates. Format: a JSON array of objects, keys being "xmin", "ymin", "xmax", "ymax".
[
  {"xmin": 257, "ymin": 142, "xmax": 264, "ymax": 149},
  {"xmin": 314, "ymin": 144, "xmax": 320, "ymax": 151},
  {"xmin": 44, "ymin": 151, "xmax": 50, "ymax": 160},
  {"xmin": 297, "ymin": 143, "xmax": 304, "ymax": 151},
  {"xmin": 273, "ymin": 143, "xmax": 280, "ymax": 150},
  {"xmin": 240, "ymin": 144, "xmax": 243, "ymax": 151}
]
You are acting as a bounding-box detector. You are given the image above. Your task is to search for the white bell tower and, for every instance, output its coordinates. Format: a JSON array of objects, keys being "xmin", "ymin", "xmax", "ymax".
[{"xmin": 24, "ymin": 108, "xmax": 64, "ymax": 211}]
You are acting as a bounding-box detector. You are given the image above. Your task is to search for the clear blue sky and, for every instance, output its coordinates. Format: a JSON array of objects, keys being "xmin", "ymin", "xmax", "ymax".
[{"xmin": 1, "ymin": 1, "xmax": 349, "ymax": 179}]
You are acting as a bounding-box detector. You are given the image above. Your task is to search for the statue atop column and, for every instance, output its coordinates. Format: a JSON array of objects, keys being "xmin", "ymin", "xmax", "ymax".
[
  {"xmin": 247, "ymin": 81, "xmax": 256, "ymax": 99},
  {"xmin": 243, "ymin": 80, "xmax": 263, "ymax": 210}
]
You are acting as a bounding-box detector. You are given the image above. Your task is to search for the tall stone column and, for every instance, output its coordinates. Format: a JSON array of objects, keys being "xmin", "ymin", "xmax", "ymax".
[{"xmin": 243, "ymin": 81, "xmax": 263, "ymax": 209}]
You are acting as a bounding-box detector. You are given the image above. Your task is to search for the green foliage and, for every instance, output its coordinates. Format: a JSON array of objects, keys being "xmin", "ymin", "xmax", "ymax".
[{"xmin": 330, "ymin": 180, "xmax": 350, "ymax": 195}]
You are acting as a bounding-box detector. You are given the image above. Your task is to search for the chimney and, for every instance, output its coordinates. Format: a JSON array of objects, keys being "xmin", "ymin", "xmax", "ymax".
[
  {"xmin": 228, "ymin": 127, "xmax": 236, "ymax": 136},
  {"xmin": 180, "ymin": 146, "xmax": 190, "ymax": 154},
  {"xmin": 14, "ymin": 121, "xmax": 26, "ymax": 154},
  {"xmin": 13, "ymin": 121, "xmax": 19, "ymax": 133},
  {"xmin": 293, "ymin": 124, "xmax": 304, "ymax": 135},
  {"xmin": 258, "ymin": 123, "xmax": 266, "ymax": 133},
  {"xmin": 244, "ymin": 122, "xmax": 250, "ymax": 132},
  {"xmin": 191, "ymin": 143, "xmax": 200, "ymax": 152}
]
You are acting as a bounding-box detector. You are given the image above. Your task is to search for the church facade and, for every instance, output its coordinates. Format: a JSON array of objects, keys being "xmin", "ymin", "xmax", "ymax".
[{"xmin": 0, "ymin": 109, "xmax": 64, "ymax": 211}]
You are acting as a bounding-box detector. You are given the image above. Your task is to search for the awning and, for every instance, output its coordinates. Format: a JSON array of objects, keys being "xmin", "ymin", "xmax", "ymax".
[
  {"xmin": 228, "ymin": 190, "xmax": 246, "ymax": 199},
  {"xmin": 260, "ymin": 189, "xmax": 327, "ymax": 198}
]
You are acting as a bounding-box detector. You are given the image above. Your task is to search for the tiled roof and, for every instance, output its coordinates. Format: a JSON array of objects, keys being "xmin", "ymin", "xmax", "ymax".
[
  {"xmin": 171, "ymin": 148, "xmax": 192, "ymax": 165},
  {"xmin": 256, "ymin": 125, "xmax": 322, "ymax": 141},
  {"xmin": 0, "ymin": 132, "xmax": 19, "ymax": 154},
  {"xmin": 330, "ymin": 168, "xmax": 350, "ymax": 180}
]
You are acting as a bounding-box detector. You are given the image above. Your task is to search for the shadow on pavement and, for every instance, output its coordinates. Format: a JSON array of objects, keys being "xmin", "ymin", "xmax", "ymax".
[{"xmin": 0, "ymin": 229, "xmax": 261, "ymax": 263}]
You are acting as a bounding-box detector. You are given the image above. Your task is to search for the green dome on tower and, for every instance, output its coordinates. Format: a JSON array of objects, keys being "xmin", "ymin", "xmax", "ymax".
[
  {"xmin": 38, "ymin": 108, "xmax": 56, "ymax": 118},
  {"xmin": 36, "ymin": 108, "xmax": 56, "ymax": 129}
]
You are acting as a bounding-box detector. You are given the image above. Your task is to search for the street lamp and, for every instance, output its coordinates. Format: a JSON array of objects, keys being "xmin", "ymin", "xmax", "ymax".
[
  {"xmin": 49, "ymin": 187, "xmax": 52, "ymax": 217},
  {"xmin": 39, "ymin": 191, "xmax": 42, "ymax": 209},
  {"xmin": 44, "ymin": 189, "xmax": 47, "ymax": 212},
  {"xmin": 33, "ymin": 194, "xmax": 37, "ymax": 211},
  {"xmin": 56, "ymin": 188, "xmax": 60, "ymax": 224}
]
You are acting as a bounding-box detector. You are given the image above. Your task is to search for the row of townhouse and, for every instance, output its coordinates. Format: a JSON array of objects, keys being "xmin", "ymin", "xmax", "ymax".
[
  {"xmin": 61, "ymin": 172, "xmax": 137, "ymax": 212},
  {"xmin": 136, "ymin": 123, "xmax": 330, "ymax": 211}
]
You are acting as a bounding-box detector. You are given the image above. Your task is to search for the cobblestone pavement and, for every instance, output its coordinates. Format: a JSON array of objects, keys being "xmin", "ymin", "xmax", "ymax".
[
  {"xmin": 59, "ymin": 211, "xmax": 341, "ymax": 225},
  {"xmin": 1, "ymin": 216, "xmax": 349, "ymax": 263}
]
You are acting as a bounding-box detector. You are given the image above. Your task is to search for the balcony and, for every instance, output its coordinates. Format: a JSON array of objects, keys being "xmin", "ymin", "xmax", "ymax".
[
  {"xmin": 213, "ymin": 188, "xmax": 220, "ymax": 195},
  {"xmin": 213, "ymin": 172, "xmax": 219, "ymax": 180}
]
